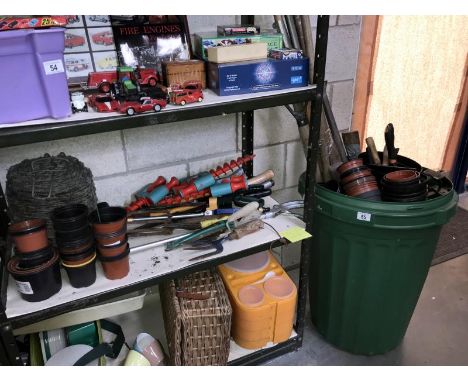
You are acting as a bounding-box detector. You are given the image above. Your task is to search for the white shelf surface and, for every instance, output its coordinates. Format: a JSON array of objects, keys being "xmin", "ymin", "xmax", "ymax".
[
  {"xmin": 0, "ymin": 85, "xmax": 315, "ymax": 129},
  {"xmin": 6, "ymin": 196, "xmax": 306, "ymax": 321}
]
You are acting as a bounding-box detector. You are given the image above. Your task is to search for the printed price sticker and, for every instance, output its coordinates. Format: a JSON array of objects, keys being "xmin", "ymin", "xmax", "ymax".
[
  {"xmin": 43, "ymin": 59, "xmax": 64, "ymax": 75},
  {"xmin": 357, "ymin": 211, "xmax": 372, "ymax": 222},
  {"xmin": 15, "ymin": 280, "xmax": 33, "ymax": 295}
]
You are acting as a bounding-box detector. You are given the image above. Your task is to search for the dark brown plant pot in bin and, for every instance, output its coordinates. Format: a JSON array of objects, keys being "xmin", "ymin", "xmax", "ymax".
[
  {"xmin": 9, "ymin": 219, "xmax": 48, "ymax": 253},
  {"xmin": 337, "ymin": 159, "xmax": 364, "ymax": 176},
  {"xmin": 99, "ymin": 244, "xmax": 130, "ymax": 280}
]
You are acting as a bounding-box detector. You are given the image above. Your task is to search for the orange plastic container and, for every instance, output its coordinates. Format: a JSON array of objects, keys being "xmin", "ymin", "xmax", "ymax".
[{"xmin": 218, "ymin": 251, "xmax": 297, "ymax": 349}]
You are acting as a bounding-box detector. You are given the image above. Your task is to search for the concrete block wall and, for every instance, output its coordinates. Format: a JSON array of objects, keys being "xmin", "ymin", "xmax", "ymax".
[{"xmin": 0, "ymin": 16, "xmax": 361, "ymax": 241}]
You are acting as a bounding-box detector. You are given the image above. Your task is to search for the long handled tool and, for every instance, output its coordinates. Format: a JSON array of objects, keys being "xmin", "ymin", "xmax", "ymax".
[{"xmin": 165, "ymin": 201, "xmax": 260, "ymax": 252}]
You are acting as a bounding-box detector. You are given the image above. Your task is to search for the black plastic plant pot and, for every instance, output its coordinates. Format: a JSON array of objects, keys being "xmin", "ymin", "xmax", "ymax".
[
  {"xmin": 62, "ymin": 254, "xmax": 97, "ymax": 288},
  {"xmin": 355, "ymin": 189, "xmax": 382, "ymax": 201},
  {"xmin": 55, "ymin": 224, "xmax": 92, "ymax": 244},
  {"xmin": 8, "ymin": 251, "xmax": 62, "ymax": 302},
  {"xmin": 358, "ymin": 152, "xmax": 422, "ymax": 182},
  {"xmin": 52, "ymin": 204, "xmax": 89, "ymax": 231},
  {"xmin": 59, "ymin": 243, "xmax": 96, "ymax": 263},
  {"xmin": 382, "ymin": 193, "xmax": 427, "ymax": 203},
  {"xmin": 57, "ymin": 235, "xmax": 94, "ymax": 252},
  {"xmin": 16, "ymin": 242, "xmax": 54, "ymax": 269},
  {"xmin": 381, "ymin": 174, "xmax": 429, "ymax": 195}
]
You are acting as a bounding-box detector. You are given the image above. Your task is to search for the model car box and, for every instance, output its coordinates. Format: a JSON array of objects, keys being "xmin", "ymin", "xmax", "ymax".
[
  {"xmin": 0, "ymin": 16, "xmax": 68, "ymax": 31},
  {"xmin": 162, "ymin": 60, "xmax": 206, "ymax": 89},
  {"xmin": 206, "ymin": 43, "xmax": 268, "ymax": 64},
  {"xmin": 217, "ymin": 25, "xmax": 260, "ymax": 36},
  {"xmin": 194, "ymin": 31, "xmax": 283, "ymax": 60},
  {"xmin": 207, "ymin": 57, "xmax": 309, "ymax": 96},
  {"xmin": 269, "ymin": 48, "xmax": 304, "ymax": 60}
]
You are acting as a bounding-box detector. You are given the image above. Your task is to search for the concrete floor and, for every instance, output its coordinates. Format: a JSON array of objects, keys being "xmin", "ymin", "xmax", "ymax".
[{"xmin": 266, "ymin": 253, "xmax": 468, "ymax": 366}]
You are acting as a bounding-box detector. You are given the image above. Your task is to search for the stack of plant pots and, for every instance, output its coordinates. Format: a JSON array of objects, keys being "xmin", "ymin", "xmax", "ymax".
[
  {"xmin": 7, "ymin": 219, "xmax": 62, "ymax": 302},
  {"xmin": 381, "ymin": 170, "xmax": 428, "ymax": 202},
  {"xmin": 89, "ymin": 203, "xmax": 130, "ymax": 280},
  {"xmin": 337, "ymin": 159, "xmax": 381, "ymax": 201},
  {"xmin": 52, "ymin": 204, "xmax": 97, "ymax": 288}
]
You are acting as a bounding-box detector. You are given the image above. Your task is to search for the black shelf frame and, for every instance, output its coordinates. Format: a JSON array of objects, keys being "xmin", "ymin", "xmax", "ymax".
[{"xmin": 0, "ymin": 15, "xmax": 330, "ymax": 366}]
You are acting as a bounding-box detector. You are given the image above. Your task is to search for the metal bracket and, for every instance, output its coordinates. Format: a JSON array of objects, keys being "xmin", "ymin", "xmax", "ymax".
[
  {"xmin": 284, "ymin": 104, "xmax": 309, "ymax": 127},
  {"xmin": 241, "ymin": 111, "xmax": 254, "ymax": 178}
]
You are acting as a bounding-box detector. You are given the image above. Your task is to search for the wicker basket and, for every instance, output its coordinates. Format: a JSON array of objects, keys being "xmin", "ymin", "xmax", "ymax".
[
  {"xmin": 162, "ymin": 60, "xmax": 206, "ymax": 89},
  {"xmin": 159, "ymin": 268, "xmax": 232, "ymax": 366}
]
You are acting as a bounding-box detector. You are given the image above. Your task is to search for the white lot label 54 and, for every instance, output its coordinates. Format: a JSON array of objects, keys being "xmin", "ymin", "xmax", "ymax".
[{"xmin": 43, "ymin": 59, "xmax": 65, "ymax": 75}]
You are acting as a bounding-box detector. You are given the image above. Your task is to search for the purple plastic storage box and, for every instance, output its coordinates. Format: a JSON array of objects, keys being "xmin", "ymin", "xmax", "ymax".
[{"xmin": 0, "ymin": 28, "xmax": 71, "ymax": 124}]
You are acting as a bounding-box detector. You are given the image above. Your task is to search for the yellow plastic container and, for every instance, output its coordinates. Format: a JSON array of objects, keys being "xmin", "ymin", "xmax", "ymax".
[{"xmin": 218, "ymin": 251, "xmax": 297, "ymax": 349}]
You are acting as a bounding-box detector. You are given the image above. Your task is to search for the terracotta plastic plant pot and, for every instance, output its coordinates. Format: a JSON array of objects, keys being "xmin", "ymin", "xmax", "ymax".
[
  {"xmin": 8, "ymin": 250, "xmax": 62, "ymax": 302},
  {"xmin": 94, "ymin": 226, "xmax": 127, "ymax": 246},
  {"xmin": 264, "ymin": 276, "xmax": 296, "ymax": 299},
  {"xmin": 345, "ymin": 182, "xmax": 379, "ymax": 196},
  {"xmin": 16, "ymin": 241, "xmax": 54, "ymax": 269},
  {"xmin": 238, "ymin": 285, "xmax": 265, "ymax": 307},
  {"xmin": 59, "ymin": 244, "xmax": 96, "ymax": 263},
  {"xmin": 337, "ymin": 159, "xmax": 364, "ymax": 176},
  {"xmin": 99, "ymin": 244, "xmax": 130, "ymax": 280},
  {"xmin": 340, "ymin": 169, "xmax": 373, "ymax": 186},
  {"xmin": 97, "ymin": 236, "xmax": 128, "ymax": 257},
  {"xmin": 383, "ymin": 170, "xmax": 419, "ymax": 183},
  {"xmin": 62, "ymin": 254, "xmax": 97, "ymax": 288},
  {"xmin": 342, "ymin": 176, "xmax": 377, "ymax": 193},
  {"xmin": 9, "ymin": 219, "xmax": 48, "ymax": 253},
  {"xmin": 89, "ymin": 206, "xmax": 127, "ymax": 235},
  {"xmin": 52, "ymin": 204, "xmax": 89, "ymax": 231}
]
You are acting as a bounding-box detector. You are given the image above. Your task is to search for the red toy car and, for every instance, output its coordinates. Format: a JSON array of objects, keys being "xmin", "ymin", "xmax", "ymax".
[
  {"xmin": 88, "ymin": 94, "xmax": 120, "ymax": 112},
  {"xmin": 65, "ymin": 33, "xmax": 85, "ymax": 48},
  {"xmin": 118, "ymin": 97, "xmax": 167, "ymax": 116},
  {"xmin": 92, "ymin": 31, "xmax": 114, "ymax": 46},
  {"xmin": 169, "ymin": 81, "xmax": 203, "ymax": 106}
]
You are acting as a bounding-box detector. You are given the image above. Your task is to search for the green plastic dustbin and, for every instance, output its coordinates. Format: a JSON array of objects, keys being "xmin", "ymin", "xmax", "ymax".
[{"xmin": 309, "ymin": 184, "xmax": 458, "ymax": 355}]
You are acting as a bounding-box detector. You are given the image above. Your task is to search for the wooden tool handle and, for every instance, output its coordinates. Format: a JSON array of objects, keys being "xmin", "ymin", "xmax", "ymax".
[
  {"xmin": 365, "ymin": 137, "xmax": 381, "ymax": 165},
  {"xmin": 248, "ymin": 170, "xmax": 275, "ymax": 185},
  {"xmin": 227, "ymin": 201, "xmax": 259, "ymax": 223},
  {"xmin": 382, "ymin": 145, "xmax": 389, "ymax": 166}
]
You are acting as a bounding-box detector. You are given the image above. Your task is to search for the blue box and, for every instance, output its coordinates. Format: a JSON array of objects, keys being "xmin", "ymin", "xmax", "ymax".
[{"xmin": 207, "ymin": 58, "xmax": 309, "ymax": 96}]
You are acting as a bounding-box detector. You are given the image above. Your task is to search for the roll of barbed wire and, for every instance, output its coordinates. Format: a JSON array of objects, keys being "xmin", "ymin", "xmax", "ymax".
[{"xmin": 6, "ymin": 153, "xmax": 97, "ymax": 238}]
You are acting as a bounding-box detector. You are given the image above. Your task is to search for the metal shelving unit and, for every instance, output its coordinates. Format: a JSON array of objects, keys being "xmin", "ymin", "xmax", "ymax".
[{"xmin": 0, "ymin": 16, "xmax": 330, "ymax": 366}]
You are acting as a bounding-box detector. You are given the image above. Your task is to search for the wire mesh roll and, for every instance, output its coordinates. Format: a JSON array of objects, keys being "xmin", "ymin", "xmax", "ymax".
[{"xmin": 6, "ymin": 153, "xmax": 98, "ymax": 238}]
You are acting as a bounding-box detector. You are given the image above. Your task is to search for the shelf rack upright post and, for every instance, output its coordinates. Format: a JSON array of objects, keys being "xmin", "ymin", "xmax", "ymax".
[{"xmin": 0, "ymin": 15, "xmax": 330, "ymax": 365}]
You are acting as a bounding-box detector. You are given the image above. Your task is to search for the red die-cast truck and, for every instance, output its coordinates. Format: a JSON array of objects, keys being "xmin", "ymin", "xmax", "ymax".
[
  {"xmin": 169, "ymin": 81, "xmax": 203, "ymax": 106},
  {"xmin": 87, "ymin": 66, "xmax": 159, "ymax": 93}
]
